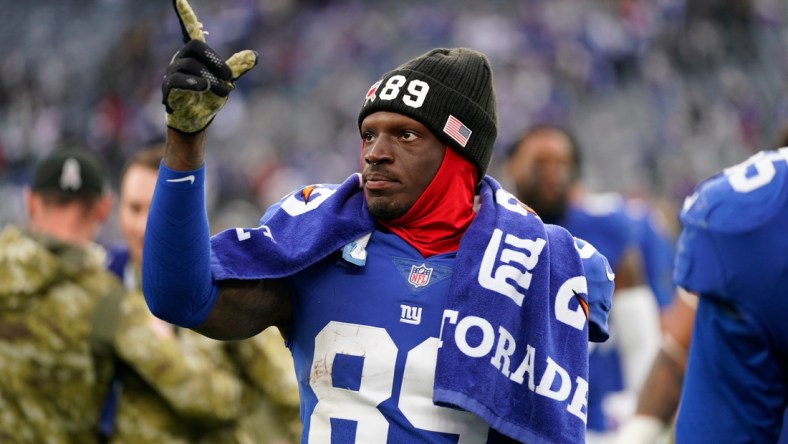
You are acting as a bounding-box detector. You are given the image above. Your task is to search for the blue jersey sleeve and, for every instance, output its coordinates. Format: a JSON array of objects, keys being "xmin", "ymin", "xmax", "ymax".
[
  {"xmin": 673, "ymin": 223, "xmax": 726, "ymax": 296},
  {"xmin": 628, "ymin": 205, "xmax": 676, "ymax": 308},
  {"xmin": 675, "ymin": 149, "xmax": 788, "ymax": 297},
  {"xmin": 142, "ymin": 163, "xmax": 219, "ymax": 328},
  {"xmin": 565, "ymin": 195, "xmax": 637, "ymax": 272},
  {"xmin": 674, "ymin": 149, "xmax": 788, "ymax": 443},
  {"xmin": 680, "ymin": 149, "xmax": 788, "ymax": 233}
]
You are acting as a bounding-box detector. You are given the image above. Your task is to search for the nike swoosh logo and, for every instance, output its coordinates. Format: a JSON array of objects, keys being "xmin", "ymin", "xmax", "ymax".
[
  {"xmin": 166, "ymin": 175, "xmax": 195, "ymax": 185},
  {"xmin": 606, "ymin": 267, "xmax": 616, "ymax": 281}
]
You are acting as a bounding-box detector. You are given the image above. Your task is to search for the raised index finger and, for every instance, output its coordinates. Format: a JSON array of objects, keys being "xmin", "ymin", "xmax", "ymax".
[{"xmin": 173, "ymin": 0, "xmax": 206, "ymax": 43}]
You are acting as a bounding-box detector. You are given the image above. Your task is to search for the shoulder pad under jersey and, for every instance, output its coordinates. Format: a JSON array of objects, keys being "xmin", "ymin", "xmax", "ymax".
[
  {"xmin": 259, "ymin": 181, "xmax": 345, "ymax": 225},
  {"xmin": 680, "ymin": 149, "xmax": 788, "ymax": 233}
]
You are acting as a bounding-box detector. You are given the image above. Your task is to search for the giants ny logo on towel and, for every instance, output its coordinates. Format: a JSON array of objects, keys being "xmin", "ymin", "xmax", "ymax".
[{"xmin": 443, "ymin": 115, "xmax": 472, "ymax": 147}]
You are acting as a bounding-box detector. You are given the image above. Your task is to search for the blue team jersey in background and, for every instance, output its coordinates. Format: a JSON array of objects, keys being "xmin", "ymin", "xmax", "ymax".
[
  {"xmin": 562, "ymin": 196, "xmax": 635, "ymax": 273},
  {"xmin": 674, "ymin": 149, "xmax": 788, "ymax": 443},
  {"xmin": 287, "ymin": 229, "xmax": 493, "ymax": 443},
  {"xmin": 559, "ymin": 196, "xmax": 638, "ymax": 432},
  {"xmin": 626, "ymin": 201, "xmax": 676, "ymax": 309}
]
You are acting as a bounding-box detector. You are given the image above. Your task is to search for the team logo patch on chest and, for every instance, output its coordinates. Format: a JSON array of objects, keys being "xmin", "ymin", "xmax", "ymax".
[
  {"xmin": 408, "ymin": 264, "xmax": 433, "ymax": 288},
  {"xmin": 392, "ymin": 257, "xmax": 451, "ymax": 293}
]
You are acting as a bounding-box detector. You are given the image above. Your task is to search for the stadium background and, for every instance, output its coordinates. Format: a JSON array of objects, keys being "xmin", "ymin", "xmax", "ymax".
[{"xmin": 1, "ymin": 0, "xmax": 787, "ymax": 245}]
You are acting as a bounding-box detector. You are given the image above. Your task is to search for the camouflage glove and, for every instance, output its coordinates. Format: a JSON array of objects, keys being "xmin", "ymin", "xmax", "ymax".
[{"xmin": 162, "ymin": 0, "xmax": 258, "ymax": 134}]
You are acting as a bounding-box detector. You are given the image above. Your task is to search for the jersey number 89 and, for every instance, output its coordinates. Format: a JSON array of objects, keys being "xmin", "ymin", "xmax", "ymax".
[{"xmin": 308, "ymin": 321, "xmax": 488, "ymax": 443}]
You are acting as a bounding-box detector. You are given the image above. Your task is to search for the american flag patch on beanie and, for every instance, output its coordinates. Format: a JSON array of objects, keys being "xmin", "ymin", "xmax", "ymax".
[{"xmin": 443, "ymin": 115, "xmax": 472, "ymax": 147}]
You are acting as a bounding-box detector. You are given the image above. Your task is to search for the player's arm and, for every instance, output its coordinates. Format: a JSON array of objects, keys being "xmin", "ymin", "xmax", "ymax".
[
  {"xmin": 614, "ymin": 288, "xmax": 697, "ymax": 443},
  {"xmin": 635, "ymin": 288, "xmax": 696, "ymax": 418},
  {"xmin": 142, "ymin": 0, "xmax": 281, "ymax": 340},
  {"xmin": 163, "ymin": 128, "xmax": 205, "ymax": 170},
  {"xmin": 195, "ymin": 278, "xmax": 292, "ymax": 340},
  {"xmin": 612, "ymin": 246, "xmax": 645, "ymax": 290},
  {"xmin": 145, "ymin": 131, "xmax": 291, "ymax": 340}
]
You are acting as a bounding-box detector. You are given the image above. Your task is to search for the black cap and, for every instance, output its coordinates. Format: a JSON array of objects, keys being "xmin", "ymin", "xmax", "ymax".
[
  {"xmin": 32, "ymin": 148, "xmax": 107, "ymax": 196},
  {"xmin": 358, "ymin": 48, "xmax": 498, "ymax": 181}
]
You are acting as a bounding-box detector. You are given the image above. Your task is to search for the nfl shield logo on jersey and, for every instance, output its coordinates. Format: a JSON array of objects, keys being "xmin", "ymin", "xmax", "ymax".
[{"xmin": 408, "ymin": 264, "xmax": 433, "ymax": 288}]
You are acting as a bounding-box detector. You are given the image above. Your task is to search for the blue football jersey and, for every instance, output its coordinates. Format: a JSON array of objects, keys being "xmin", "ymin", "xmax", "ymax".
[
  {"xmin": 209, "ymin": 175, "xmax": 607, "ymax": 442},
  {"xmin": 674, "ymin": 149, "xmax": 788, "ymax": 442},
  {"xmin": 626, "ymin": 201, "xmax": 676, "ymax": 309},
  {"xmin": 286, "ymin": 229, "xmax": 492, "ymax": 443},
  {"xmin": 105, "ymin": 245, "xmax": 130, "ymax": 280},
  {"xmin": 562, "ymin": 194, "xmax": 636, "ymax": 272}
]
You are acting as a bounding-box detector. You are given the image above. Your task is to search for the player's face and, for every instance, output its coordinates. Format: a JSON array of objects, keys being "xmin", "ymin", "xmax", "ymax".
[
  {"xmin": 507, "ymin": 129, "xmax": 574, "ymax": 222},
  {"xmin": 360, "ymin": 112, "xmax": 446, "ymax": 220},
  {"xmin": 119, "ymin": 164, "xmax": 158, "ymax": 268}
]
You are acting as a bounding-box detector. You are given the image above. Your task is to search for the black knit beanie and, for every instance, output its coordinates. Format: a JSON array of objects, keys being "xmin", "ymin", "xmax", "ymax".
[{"xmin": 358, "ymin": 48, "xmax": 498, "ymax": 180}]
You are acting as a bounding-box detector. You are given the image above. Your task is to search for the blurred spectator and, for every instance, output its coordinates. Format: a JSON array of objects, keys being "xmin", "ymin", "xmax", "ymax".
[
  {"xmin": 106, "ymin": 145, "xmax": 300, "ymax": 443},
  {"xmin": 1, "ymin": 0, "xmax": 787, "ymax": 246},
  {"xmin": 70, "ymin": 144, "xmax": 244, "ymax": 443},
  {"xmin": 0, "ymin": 147, "xmax": 120, "ymax": 442},
  {"xmin": 504, "ymin": 124, "xmax": 663, "ymax": 438},
  {"xmin": 624, "ymin": 197, "xmax": 677, "ymax": 314}
]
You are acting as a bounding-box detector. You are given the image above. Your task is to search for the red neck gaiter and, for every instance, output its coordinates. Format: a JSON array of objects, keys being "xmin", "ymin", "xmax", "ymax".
[{"xmin": 379, "ymin": 148, "xmax": 477, "ymax": 257}]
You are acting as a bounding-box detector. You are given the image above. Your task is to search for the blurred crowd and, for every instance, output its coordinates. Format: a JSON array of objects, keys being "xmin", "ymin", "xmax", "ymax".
[
  {"xmin": 3, "ymin": 1, "xmax": 788, "ymax": 442},
  {"xmin": 1, "ymin": 0, "xmax": 788, "ymax": 244}
]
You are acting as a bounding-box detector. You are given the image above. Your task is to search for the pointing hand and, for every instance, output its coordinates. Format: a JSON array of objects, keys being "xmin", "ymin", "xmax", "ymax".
[{"xmin": 162, "ymin": 0, "xmax": 258, "ymax": 134}]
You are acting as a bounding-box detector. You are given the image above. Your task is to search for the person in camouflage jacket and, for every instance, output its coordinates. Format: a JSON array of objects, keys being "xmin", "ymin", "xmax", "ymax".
[{"xmin": 0, "ymin": 148, "xmax": 120, "ymax": 443}]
